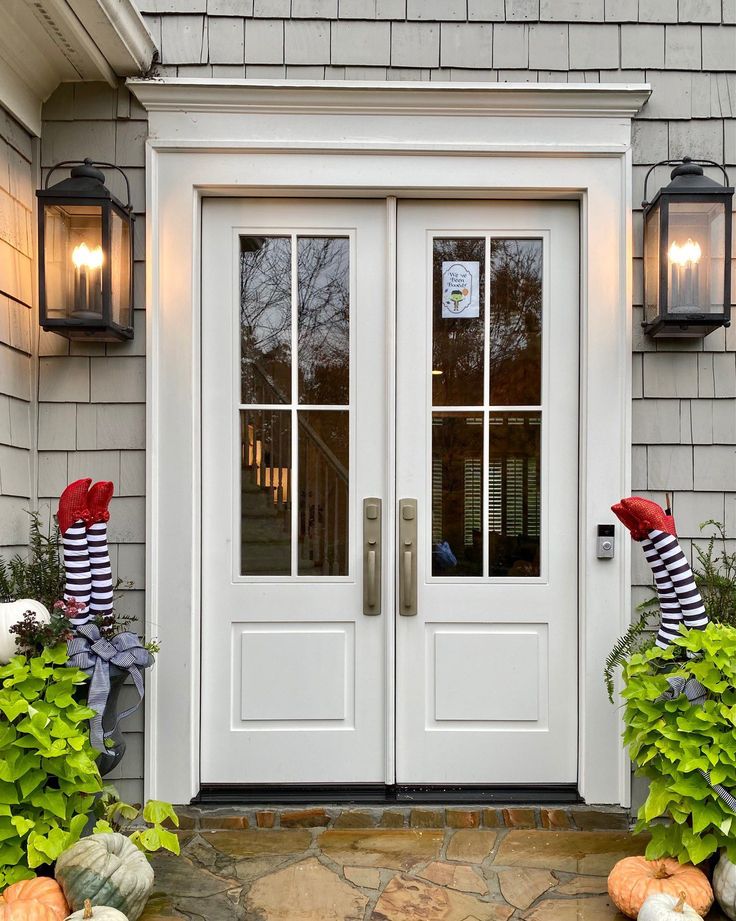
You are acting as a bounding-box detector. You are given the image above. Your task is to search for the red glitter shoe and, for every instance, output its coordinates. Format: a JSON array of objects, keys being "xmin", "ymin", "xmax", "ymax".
[
  {"xmin": 621, "ymin": 496, "xmax": 677, "ymax": 537},
  {"xmin": 611, "ymin": 502, "xmax": 646, "ymax": 541},
  {"xmin": 57, "ymin": 478, "xmax": 92, "ymax": 534},
  {"xmin": 87, "ymin": 481, "xmax": 114, "ymax": 524}
]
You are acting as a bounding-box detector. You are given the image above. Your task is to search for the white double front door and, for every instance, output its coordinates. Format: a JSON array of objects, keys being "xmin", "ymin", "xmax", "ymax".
[{"xmin": 201, "ymin": 197, "xmax": 579, "ymax": 787}]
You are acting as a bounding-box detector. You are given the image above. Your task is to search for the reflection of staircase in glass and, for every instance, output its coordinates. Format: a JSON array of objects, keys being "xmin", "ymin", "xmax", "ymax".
[{"xmin": 240, "ymin": 363, "xmax": 348, "ymax": 576}]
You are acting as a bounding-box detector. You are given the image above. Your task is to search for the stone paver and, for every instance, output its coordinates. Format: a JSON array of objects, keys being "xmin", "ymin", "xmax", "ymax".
[
  {"xmin": 319, "ymin": 828, "xmax": 444, "ymax": 870},
  {"xmin": 446, "ymin": 828, "xmax": 497, "ymax": 862},
  {"xmin": 555, "ymin": 875, "xmax": 609, "ymax": 895},
  {"xmin": 345, "ymin": 865, "xmax": 383, "ymax": 888},
  {"xmin": 372, "ymin": 874, "xmax": 514, "ymax": 921},
  {"xmin": 139, "ymin": 822, "xmax": 732, "ymax": 921},
  {"xmin": 493, "ymin": 830, "xmax": 649, "ymax": 875},
  {"xmin": 417, "ymin": 860, "xmax": 488, "ymax": 895},
  {"xmin": 522, "ymin": 895, "xmax": 624, "ymax": 920},
  {"xmin": 498, "ymin": 867, "xmax": 556, "ymax": 909},
  {"xmin": 201, "ymin": 827, "xmax": 311, "ymax": 857},
  {"xmin": 245, "ymin": 857, "xmax": 369, "ymax": 921}
]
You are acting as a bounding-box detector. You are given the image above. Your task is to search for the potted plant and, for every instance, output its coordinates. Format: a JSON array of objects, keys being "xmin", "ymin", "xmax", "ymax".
[{"xmin": 606, "ymin": 516, "xmax": 736, "ymax": 918}]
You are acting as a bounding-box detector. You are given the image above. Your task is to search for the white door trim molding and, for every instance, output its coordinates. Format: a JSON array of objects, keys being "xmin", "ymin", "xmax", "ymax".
[{"xmin": 129, "ymin": 78, "xmax": 649, "ymax": 806}]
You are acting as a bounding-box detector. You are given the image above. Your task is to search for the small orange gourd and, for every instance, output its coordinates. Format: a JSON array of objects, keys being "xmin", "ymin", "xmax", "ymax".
[
  {"xmin": 607, "ymin": 857, "xmax": 713, "ymax": 919},
  {"xmin": 0, "ymin": 877, "xmax": 69, "ymax": 921}
]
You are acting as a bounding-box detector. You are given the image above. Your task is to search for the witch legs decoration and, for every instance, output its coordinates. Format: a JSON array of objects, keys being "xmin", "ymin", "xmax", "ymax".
[
  {"xmin": 58, "ymin": 478, "xmax": 114, "ymax": 628},
  {"xmin": 58, "ymin": 478, "xmax": 129, "ymax": 775},
  {"xmin": 611, "ymin": 496, "xmax": 708, "ymax": 648}
]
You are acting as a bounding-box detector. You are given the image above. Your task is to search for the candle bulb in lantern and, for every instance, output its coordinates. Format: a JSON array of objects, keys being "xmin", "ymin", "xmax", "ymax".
[
  {"xmin": 71, "ymin": 242, "xmax": 104, "ymax": 319},
  {"xmin": 669, "ymin": 238, "xmax": 702, "ymax": 310}
]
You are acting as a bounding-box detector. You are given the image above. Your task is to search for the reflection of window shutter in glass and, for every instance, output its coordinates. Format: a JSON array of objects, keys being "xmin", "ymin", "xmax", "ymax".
[
  {"xmin": 432, "ymin": 455, "xmax": 443, "ymax": 544},
  {"xmin": 488, "ymin": 459, "xmax": 502, "ymax": 534},
  {"xmin": 506, "ymin": 457, "xmax": 525, "ymax": 537},
  {"xmin": 527, "ymin": 458, "xmax": 540, "ymax": 538},
  {"xmin": 463, "ymin": 459, "xmax": 482, "ymax": 547}
]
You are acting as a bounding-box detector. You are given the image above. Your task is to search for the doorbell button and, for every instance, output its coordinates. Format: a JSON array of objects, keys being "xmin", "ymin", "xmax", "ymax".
[{"xmin": 596, "ymin": 524, "xmax": 615, "ymax": 559}]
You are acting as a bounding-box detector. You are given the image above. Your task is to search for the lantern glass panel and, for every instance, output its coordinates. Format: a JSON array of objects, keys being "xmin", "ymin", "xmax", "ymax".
[
  {"xmin": 666, "ymin": 200, "xmax": 726, "ymax": 315},
  {"xmin": 110, "ymin": 209, "xmax": 132, "ymax": 330},
  {"xmin": 43, "ymin": 203, "xmax": 104, "ymax": 321},
  {"xmin": 644, "ymin": 204, "xmax": 660, "ymax": 325}
]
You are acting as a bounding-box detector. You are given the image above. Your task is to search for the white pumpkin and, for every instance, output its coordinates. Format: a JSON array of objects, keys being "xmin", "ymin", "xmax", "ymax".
[
  {"xmin": 0, "ymin": 599, "xmax": 51, "ymax": 663},
  {"xmin": 714, "ymin": 852, "xmax": 736, "ymax": 920},
  {"xmin": 65, "ymin": 900, "xmax": 128, "ymax": 921},
  {"xmin": 638, "ymin": 892, "xmax": 703, "ymax": 921}
]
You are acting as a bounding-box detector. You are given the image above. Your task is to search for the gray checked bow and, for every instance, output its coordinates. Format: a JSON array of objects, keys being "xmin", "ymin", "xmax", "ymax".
[
  {"xmin": 67, "ymin": 623, "xmax": 154, "ymax": 753},
  {"xmin": 656, "ymin": 673, "xmax": 736, "ymax": 814}
]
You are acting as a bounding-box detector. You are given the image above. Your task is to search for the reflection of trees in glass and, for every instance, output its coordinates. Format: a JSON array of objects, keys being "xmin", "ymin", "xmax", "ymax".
[
  {"xmin": 240, "ymin": 237, "xmax": 292, "ymax": 404},
  {"xmin": 432, "ymin": 239, "xmax": 485, "ymax": 406},
  {"xmin": 490, "ymin": 239, "xmax": 542, "ymax": 406},
  {"xmin": 298, "ymin": 237, "xmax": 350, "ymax": 405}
]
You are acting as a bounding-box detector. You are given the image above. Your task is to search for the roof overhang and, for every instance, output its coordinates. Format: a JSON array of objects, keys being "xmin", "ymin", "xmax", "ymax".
[{"xmin": 2, "ymin": 0, "xmax": 156, "ymax": 136}]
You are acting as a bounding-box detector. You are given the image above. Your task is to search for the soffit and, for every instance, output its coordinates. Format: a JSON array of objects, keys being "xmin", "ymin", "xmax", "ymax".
[{"xmin": 1, "ymin": 0, "xmax": 156, "ymax": 136}]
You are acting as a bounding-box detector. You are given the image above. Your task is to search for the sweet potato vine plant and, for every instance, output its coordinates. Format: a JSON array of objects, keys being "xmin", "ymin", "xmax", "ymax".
[{"xmin": 624, "ymin": 623, "xmax": 736, "ymax": 865}]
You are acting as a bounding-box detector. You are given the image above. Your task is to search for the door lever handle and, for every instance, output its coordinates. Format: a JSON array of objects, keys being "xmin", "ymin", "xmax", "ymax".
[
  {"xmin": 363, "ymin": 498, "xmax": 381, "ymax": 615},
  {"xmin": 398, "ymin": 498, "xmax": 417, "ymax": 616}
]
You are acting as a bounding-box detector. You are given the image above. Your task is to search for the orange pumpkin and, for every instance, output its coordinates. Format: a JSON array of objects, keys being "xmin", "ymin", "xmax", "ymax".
[
  {"xmin": 0, "ymin": 877, "xmax": 69, "ymax": 921},
  {"xmin": 607, "ymin": 856, "xmax": 713, "ymax": 919}
]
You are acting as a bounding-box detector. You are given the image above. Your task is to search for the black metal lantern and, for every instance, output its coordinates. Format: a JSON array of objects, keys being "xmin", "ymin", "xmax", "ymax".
[
  {"xmin": 642, "ymin": 157, "xmax": 733, "ymax": 338},
  {"xmin": 37, "ymin": 159, "xmax": 135, "ymax": 341}
]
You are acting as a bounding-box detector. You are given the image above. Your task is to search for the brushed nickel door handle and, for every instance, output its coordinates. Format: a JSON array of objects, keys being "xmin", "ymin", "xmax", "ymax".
[
  {"xmin": 363, "ymin": 498, "xmax": 381, "ymax": 615},
  {"xmin": 399, "ymin": 498, "xmax": 417, "ymax": 616}
]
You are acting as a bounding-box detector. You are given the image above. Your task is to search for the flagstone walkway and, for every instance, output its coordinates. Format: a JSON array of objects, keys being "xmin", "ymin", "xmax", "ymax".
[{"xmin": 138, "ymin": 825, "xmax": 730, "ymax": 921}]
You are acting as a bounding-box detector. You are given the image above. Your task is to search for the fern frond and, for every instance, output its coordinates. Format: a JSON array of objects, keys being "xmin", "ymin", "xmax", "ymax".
[{"xmin": 604, "ymin": 611, "xmax": 652, "ymax": 704}]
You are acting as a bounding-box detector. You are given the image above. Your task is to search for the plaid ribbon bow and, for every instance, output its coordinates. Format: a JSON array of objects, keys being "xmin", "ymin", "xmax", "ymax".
[
  {"xmin": 656, "ymin": 674, "xmax": 736, "ymax": 813},
  {"xmin": 67, "ymin": 623, "xmax": 153, "ymax": 753}
]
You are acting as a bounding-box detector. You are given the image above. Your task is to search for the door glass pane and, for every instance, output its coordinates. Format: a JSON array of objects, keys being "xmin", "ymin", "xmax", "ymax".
[
  {"xmin": 298, "ymin": 410, "xmax": 349, "ymax": 575},
  {"xmin": 432, "ymin": 238, "xmax": 485, "ymax": 406},
  {"xmin": 488, "ymin": 413, "xmax": 541, "ymax": 577},
  {"xmin": 431, "ymin": 413, "xmax": 483, "ymax": 577},
  {"xmin": 240, "ymin": 236, "xmax": 292, "ymax": 404},
  {"xmin": 240, "ymin": 409, "xmax": 291, "ymax": 575},
  {"xmin": 298, "ymin": 237, "xmax": 350, "ymax": 405},
  {"xmin": 489, "ymin": 239, "xmax": 542, "ymax": 406}
]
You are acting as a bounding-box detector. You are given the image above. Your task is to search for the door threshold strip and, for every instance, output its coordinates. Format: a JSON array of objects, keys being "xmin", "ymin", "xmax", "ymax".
[{"xmin": 195, "ymin": 783, "xmax": 580, "ymax": 806}]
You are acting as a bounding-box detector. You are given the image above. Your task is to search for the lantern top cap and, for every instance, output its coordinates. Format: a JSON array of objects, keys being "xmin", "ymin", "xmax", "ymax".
[
  {"xmin": 37, "ymin": 158, "xmax": 133, "ymax": 212},
  {"xmin": 665, "ymin": 157, "xmax": 728, "ymax": 194},
  {"xmin": 70, "ymin": 159, "xmax": 106, "ymax": 185}
]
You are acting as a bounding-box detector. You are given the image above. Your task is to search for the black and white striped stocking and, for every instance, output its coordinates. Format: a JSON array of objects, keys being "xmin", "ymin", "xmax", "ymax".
[
  {"xmin": 87, "ymin": 520, "xmax": 114, "ymax": 619},
  {"xmin": 647, "ymin": 530, "xmax": 708, "ymax": 630},
  {"xmin": 641, "ymin": 538, "xmax": 683, "ymax": 648},
  {"xmin": 63, "ymin": 520, "xmax": 91, "ymax": 626}
]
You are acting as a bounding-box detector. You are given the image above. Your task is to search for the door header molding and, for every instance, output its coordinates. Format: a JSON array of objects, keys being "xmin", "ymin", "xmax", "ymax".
[{"xmin": 129, "ymin": 78, "xmax": 650, "ymax": 120}]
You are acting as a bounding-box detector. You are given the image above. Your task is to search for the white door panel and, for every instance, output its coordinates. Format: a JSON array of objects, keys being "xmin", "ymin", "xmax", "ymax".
[
  {"xmin": 201, "ymin": 199, "xmax": 388, "ymax": 784},
  {"xmin": 201, "ymin": 197, "xmax": 579, "ymax": 788},
  {"xmin": 395, "ymin": 200, "xmax": 579, "ymax": 785}
]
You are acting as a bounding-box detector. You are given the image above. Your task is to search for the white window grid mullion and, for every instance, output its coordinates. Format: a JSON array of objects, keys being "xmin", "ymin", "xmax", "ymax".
[{"xmin": 290, "ymin": 232, "xmax": 299, "ymax": 578}]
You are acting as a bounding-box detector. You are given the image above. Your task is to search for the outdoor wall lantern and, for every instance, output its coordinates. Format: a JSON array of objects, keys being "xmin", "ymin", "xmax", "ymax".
[
  {"xmin": 37, "ymin": 159, "xmax": 135, "ymax": 341},
  {"xmin": 642, "ymin": 157, "xmax": 733, "ymax": 338}
]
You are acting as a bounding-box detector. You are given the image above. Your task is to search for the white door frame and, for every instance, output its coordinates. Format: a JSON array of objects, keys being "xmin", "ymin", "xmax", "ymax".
[{"xmin": 128, "ymin": 78, "xmax": 650, "ymax": 807}]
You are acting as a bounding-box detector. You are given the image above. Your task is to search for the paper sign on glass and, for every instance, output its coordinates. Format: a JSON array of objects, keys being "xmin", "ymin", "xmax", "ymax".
[{"xmin": 441, "ymin": 261, "xmax": 480, "ymax": 318}]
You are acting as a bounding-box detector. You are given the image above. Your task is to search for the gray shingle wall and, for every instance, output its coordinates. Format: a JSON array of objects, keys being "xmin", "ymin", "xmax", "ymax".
[
  {"xmin": 40, "ymin": 84, "xmax": 147, "ymax": 802},
  {"xmin": 0, "ymin": 107, "xmax": 34, "ymax": 553}
]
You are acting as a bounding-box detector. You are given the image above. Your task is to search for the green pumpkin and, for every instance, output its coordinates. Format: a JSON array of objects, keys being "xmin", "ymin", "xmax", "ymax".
[{"xmin": 55, "ymin": 834, "xmax": 153, "ymax": 921}]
